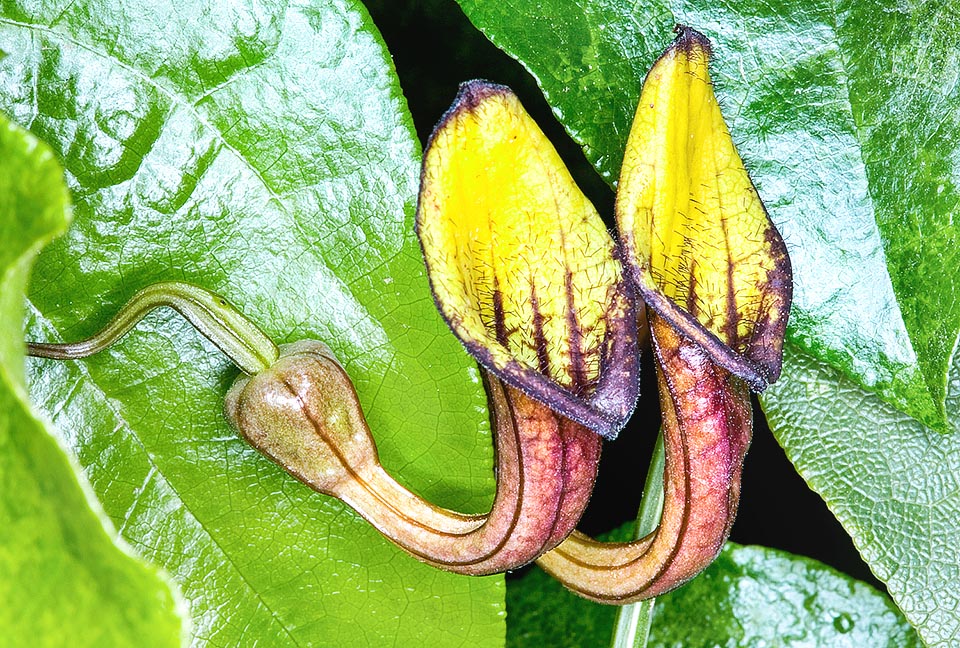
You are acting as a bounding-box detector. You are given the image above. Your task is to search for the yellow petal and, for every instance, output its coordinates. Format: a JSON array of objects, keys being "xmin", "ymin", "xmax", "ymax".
[
  {"xmin": 616, "ymin": 27, "xmax": 792, "ymax": 389},
  {"xmin": 417, "ymin": 81, "xmax": 638, "ymax": 437}
]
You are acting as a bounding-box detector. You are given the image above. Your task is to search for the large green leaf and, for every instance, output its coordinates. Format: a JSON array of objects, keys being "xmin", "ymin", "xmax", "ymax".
[
  {"xmin": 762, "ymin": 343, "xmax": 960, "ymax": 647},
  {"xmin": 0, "ymin": 114, "xmax": 183, "ymax": 646},
  {"xmin": 507, "ymin": 539, "xmax": 919, "ymax": 647},
  {"xmin": 4, "ymin": 0, "xmax": 503, "ymax": 644},
  {"xmin": 456, "ymin": 0, "xmax": 960, "ymax": 433}
]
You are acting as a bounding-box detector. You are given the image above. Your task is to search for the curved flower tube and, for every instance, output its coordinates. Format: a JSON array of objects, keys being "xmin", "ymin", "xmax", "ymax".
[
  {"xmin": 537, "ymin": 311, "xmax": 751, "ymax": 602},
  {"xmin": 25, "ymin": 281, "xmax": 604, "ymax": 575},
  {"xmin": 226, "ymin": 340, "xmax": 601, "ymax": 574},
  {"xmin": 537, "ymin": 25, "xmax": 792, "ymax": 602}
]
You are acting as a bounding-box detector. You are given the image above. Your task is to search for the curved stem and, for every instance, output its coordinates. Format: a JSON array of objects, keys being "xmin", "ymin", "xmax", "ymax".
[
  {"xmin": 27, "ymin": 281, "xmax": 279, "ymax": 375},
  {"xmin": 610, "ymin": 431, "xmax": 664, "ymax": 648},
  {"xmin": 28, "ymin": 282, "xmax": 604, "ymax": 575},
  {"xmin": 226, "ymin": 340, "xmax": 602, "ymax": 575},
  {"xmin": 536, "ymin": 312, "xmax": 752, "ymax": 602}
]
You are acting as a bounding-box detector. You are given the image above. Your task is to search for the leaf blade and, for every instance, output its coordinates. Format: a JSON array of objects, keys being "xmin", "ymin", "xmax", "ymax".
[
  {"xmin": 761, "ymin": 341, "xmax": 960, "ymax": 646},
  {"xmin": 0, "ymin": 113, "xmax": 183, "ymax": 648},
  {"xmin": 830, "ymin": 0, "xmax": 960, "ymax": 421}
]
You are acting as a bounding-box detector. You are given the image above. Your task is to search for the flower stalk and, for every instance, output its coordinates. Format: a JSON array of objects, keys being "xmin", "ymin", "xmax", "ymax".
[{"xmin": 26, "ymin": 281, "xmax": 278, "ymax": 375}]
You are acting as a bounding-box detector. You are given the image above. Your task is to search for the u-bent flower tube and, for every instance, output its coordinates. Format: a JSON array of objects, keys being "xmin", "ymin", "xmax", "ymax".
[
  {"xmin": 26, "ymin": 281, "xmax": 606, "ymax": 576},
  {"xmin": 537, "ymin": 25, "xmax": 793, "ymax": 603}
]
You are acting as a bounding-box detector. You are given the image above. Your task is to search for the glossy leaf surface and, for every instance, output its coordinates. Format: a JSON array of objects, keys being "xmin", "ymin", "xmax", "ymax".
[
  {"xmin": 0, "ymin": 114, "xmax": 183, "ymax": 647},
  {"xmin": 509, "ymin": 538, "xmax": 920, "ymax": 647},
  {"xmin": 4, "ymin": 0, "xmax": 503, "ymax": 644},
  {"xmin": 457, "ymin": 0, "xmax": 960, "ymax": 432},
  {"xmin": 762, "ymin": 343, "xmax": 960, "ymax": 647}
]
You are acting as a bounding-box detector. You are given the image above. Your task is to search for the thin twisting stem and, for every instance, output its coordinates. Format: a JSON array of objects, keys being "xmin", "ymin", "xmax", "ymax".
[
  {"xmin": 27, "ymin": 281, "xmax": 279, "ymax": 375},
  {"xmin": 609, "ymin": 432, "xmax": 664, "ymax": 647}
]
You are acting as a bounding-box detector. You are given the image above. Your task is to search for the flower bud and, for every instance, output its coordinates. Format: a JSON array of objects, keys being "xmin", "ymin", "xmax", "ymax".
[{"xmin": 224, "ymin": 340, "xmax": 378, "ymax": 496}]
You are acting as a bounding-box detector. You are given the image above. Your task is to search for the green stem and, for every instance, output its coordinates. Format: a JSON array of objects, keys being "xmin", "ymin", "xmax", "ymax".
[
  {"xmin": 609, "ymin": 431, "xmax": 665, "ymax": 648},
  {"xmin": 27, "ymin": 281, "xmax": 279, "ymax": 375}
]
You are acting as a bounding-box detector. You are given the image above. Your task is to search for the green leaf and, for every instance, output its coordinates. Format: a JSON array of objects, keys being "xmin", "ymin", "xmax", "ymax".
[
  {"xmin": 0, "ymin": 114, "xmax": 183, "ymax": 647},
  {"xmin": 455, "ymin": 0, "xmax": 960, "ymax": 432},
  {"xmin": 3, "ymin": 0, "xmax": 503, "ymax": 644},
  {"xmin": 507, "ymin": 540, "xmax": 920, "ymax": 647},
  {"xmin": 762, "ymin": 342, "xmax": 960, "ymax": 647}
]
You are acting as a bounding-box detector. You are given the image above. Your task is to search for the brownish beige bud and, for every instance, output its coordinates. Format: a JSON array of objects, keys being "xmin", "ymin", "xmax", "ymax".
[{"xmin": 224, "ymin": 340, "xmax": 379, "ymax": 496}]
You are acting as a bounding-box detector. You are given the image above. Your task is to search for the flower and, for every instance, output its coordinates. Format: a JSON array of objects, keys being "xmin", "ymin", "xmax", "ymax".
[{"xmin": 417, "ymin": 80, "xmax": 640, "ymax": 439}]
